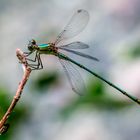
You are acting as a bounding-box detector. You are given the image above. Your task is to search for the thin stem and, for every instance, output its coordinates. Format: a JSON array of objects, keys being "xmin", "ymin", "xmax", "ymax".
[{"xmin": 0, "ymin": 49, "xmax": 32, "ymax": 134}]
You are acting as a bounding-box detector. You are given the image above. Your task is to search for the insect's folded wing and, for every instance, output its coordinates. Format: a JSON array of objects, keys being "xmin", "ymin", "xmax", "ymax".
[
  {"xmin": 59, "ymin": 58, "xmax": 86, "ymax": 95},
  {"xmin": 57, "ymin": 41, "xmax": 89, "ymax": 49},
  {"xmin": 59, "ymin": 47, "xmax": 99, "ymax": 61},
  {"xmin": 55, "ymin": 9, "xmax": 89, "ymax": 45}
]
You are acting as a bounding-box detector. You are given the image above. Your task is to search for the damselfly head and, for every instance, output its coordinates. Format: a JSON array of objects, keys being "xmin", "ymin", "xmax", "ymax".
[{"xmin": 28, "ymin": 39, "xmax": 36, "ymax": 51}]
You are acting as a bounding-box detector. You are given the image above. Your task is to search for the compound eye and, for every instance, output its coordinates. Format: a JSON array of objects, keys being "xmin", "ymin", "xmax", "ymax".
[
  {"xmin": 31, "ymin": 39, "xmax": 36, "ymax": 45},
  {"xmin": 28, "ymin": 45, "xmax": 33, "ymax": 51},
  {"xmin": 27, "ymin": 39, "xmax": 37, "ymax": 51},
  {"xmin": 28, "ymin": 41, "xmax": 34, "ymax": 51}
]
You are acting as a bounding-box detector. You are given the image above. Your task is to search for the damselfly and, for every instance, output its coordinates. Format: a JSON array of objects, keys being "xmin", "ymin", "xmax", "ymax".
[{"xmin": 24, "ymin": 9, "xmax": 140, "ymax": 105}]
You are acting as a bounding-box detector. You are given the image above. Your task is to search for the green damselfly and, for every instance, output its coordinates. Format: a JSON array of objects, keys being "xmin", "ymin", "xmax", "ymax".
[{"xmin": 24, "ymin": 9, "xmax": 140, "ymax": 105}]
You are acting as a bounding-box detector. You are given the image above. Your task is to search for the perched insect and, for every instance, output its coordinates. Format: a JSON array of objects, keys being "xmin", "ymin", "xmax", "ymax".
[{"xmin": 24, "ymin": 9, "xmax": 140, "ymax": 104}]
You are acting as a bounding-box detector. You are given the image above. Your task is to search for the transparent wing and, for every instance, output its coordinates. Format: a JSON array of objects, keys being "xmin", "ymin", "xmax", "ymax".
[
  {"xmin": 59, "ymin": 58, "xmax": 86, "ymax": 95},
  {"xmin": 54, "ymin": 9, "xmax": 89, "ymax": 45},
  {"xmin": 58, "ymin": 47, "xmax": 99, "ymax": 61},
  {"xmin": 57, "ymin": 41, "xmax": 89, "ymax": 49}
]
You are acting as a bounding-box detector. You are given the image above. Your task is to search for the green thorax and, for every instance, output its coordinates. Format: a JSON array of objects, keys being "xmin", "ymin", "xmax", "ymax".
[
  {"xmin": 38, "ymin": 43, "xmax": 56, "ymax": 55},
  {"xmin": 38, "ymin": 43, "xmax": 50, "ymax": 49}
]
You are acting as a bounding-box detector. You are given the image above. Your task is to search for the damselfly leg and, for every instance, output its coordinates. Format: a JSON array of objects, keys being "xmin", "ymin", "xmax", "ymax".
[{"xmin": 23, "ymin": 51, "xmax": 43, "ymax": 70}]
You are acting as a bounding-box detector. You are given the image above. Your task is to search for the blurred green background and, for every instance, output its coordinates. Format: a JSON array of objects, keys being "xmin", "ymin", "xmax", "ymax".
[{"xmin": 0, "ymin": 0, "xmax": 140, "ymax": 140}]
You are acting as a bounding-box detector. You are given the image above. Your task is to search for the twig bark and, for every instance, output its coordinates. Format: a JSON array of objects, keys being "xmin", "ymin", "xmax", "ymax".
[{"xmin": 0, "ymin": 49, "xmax": 31, "ymax": 134}]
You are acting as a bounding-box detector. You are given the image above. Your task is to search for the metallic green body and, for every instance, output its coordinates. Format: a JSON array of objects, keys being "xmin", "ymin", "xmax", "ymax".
[
  {"xmin": 38, "ymin": 43, "xmax": 56, "ymax": 55},
  {"xmin": 38, "ymin": 44, "xmax": 50, "ymax": 48}
]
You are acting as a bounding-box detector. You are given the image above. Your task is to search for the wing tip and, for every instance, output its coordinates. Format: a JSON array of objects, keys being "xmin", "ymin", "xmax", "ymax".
[
  {"xmin": 72, "ymin": 87, "xmax": 85, "ymax": 96},
  {"xmin": 77, "ymin": 9, "xmax": 88, "ymax": 13},
  {"xmin": 95, "ymin": 58, "xmax": 100, "ymax": 62},
  {"xmin": 77, "ymin": 9, "xmax": 82, "ymax": 13}
]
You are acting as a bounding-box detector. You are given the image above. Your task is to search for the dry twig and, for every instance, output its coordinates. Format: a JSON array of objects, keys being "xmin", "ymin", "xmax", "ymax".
[{"xmin": 0, "ymin": 49, "xmax": 31, "ymax": 134}]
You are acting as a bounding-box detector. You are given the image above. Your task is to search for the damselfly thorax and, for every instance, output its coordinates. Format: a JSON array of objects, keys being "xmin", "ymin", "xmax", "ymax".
[{"xmin": 38, "ymin": 43, "xmax": 58, "ymax": 55}]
